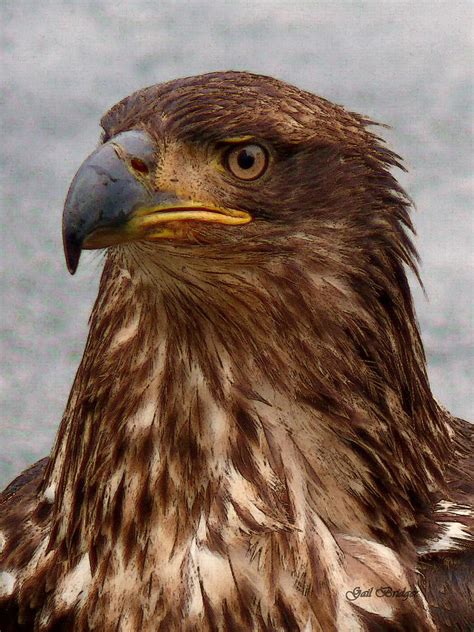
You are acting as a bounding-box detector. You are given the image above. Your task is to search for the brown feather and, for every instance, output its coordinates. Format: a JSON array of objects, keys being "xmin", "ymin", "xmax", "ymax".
[{"xmin": 1, "ymin": 71, "xmax": 472, "ymax": 631}]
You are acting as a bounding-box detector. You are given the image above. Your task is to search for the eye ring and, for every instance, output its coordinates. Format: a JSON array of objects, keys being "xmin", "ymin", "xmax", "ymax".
[{"xmin": 225, "ymin": 144, "xmax": 268, "ymax": 181}]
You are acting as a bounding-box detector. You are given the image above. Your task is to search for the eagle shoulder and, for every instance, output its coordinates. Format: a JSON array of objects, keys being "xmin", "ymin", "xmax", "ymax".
[
  {"xmin": 417, "ymin": 416, "xmax": 474, "ymax": 630},
  {"xmin": 0, "ymin": 457, "xmax": 50, "ymax": 631}
]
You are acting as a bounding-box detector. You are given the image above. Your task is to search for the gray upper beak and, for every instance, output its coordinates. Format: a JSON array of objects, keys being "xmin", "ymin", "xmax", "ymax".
[{"xmin": 62, "ymin": 130, "xmax": 157, "ymax": 274}]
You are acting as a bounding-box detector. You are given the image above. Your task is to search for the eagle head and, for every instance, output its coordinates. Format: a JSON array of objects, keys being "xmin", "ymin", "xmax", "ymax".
[{"xmin": 63, "ymin": 71, "xmax": 414, "ymax": 289}]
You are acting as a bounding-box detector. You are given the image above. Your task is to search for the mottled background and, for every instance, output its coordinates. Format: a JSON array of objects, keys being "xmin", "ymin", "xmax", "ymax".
[{"xmin": 1, "ymin": 1, "xmax": 473, "ymax": 487}]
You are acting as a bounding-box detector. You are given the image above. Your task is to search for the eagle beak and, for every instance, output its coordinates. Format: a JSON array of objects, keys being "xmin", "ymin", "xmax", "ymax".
[{"xmin": 62, "ymin": 130, "xmax": 252, "ymax": 274}]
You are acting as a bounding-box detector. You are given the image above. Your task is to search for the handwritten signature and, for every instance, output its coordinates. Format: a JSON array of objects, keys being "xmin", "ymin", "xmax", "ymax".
[{"xmin": 345, "ymin": 586, "xmax": 419, "ymax": 602}]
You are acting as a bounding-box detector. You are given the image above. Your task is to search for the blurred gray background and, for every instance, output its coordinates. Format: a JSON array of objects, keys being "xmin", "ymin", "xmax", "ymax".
[{"xmin": 1, "ymin": 1, "xmax": 473, "ymax": 487}]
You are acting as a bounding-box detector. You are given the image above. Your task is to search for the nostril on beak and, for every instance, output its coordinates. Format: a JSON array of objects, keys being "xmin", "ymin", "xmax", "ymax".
[{"xmin": 130, "ymin": 157, "xmax": 149, "ymax": 174}]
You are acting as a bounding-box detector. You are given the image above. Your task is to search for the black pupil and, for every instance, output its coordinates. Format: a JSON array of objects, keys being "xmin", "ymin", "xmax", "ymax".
[{"xmin": 237, "ymin": 148, "xmax": 256, "ymax": 170}]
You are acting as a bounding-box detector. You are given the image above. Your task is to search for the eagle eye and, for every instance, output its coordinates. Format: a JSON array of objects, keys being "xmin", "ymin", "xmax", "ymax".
[{"xmin": 226, "ymin": 144, "xmax": 268, "ymax": 181}]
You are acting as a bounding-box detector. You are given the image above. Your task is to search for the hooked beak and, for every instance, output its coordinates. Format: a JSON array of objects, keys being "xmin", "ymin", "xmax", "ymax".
[{"xmin": 62, "ymin": 130, "xmax": 252, "ymax": 274}]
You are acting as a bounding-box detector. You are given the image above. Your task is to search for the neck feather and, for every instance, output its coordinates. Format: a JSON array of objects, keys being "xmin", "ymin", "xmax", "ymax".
[
  {"xmin": 34, "ymin": 243, "xmax": 454, "ymax": 629},
  {"xmin": 44, "ymin": 242, "xmax": 450, "ymax": 557}
]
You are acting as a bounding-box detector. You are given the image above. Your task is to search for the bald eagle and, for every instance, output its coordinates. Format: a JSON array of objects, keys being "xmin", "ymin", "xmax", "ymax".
[{"xmin": 0, "ymin": 72, "xmax": 473, "ymax": 632}]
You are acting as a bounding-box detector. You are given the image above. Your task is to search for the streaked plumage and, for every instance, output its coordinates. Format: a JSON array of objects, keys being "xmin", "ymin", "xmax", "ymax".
[{"xmin": 1, "ymin": 71, "xmax": 472, "ymax": 631}]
